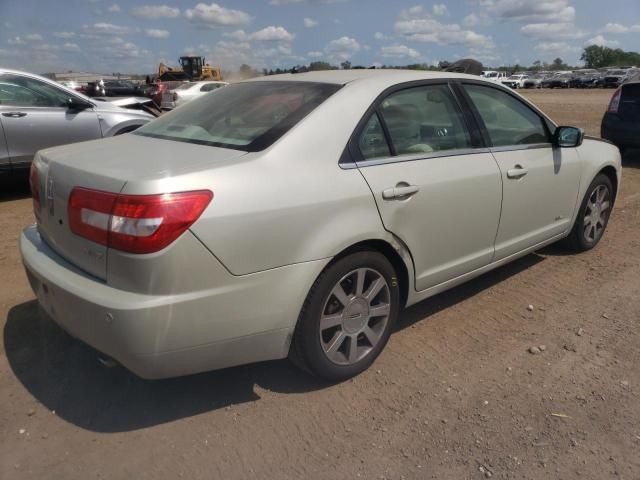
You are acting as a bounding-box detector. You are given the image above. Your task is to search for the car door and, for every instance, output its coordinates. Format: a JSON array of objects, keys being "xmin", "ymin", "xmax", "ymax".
[
  {"xmin": 0, "ymin": 73, "xmax": 102, "ymax": 168},
  {"xmin": 352, "ymin": 82, "xmax": 503, "ymax": 291},
  {"xmin": 460, "ymin": 82, "xmax": 581, "ymax": 259}
]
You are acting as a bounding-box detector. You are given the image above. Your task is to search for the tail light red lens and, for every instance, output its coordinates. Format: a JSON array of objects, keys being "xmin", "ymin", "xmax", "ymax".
[
  {"xmin": 608, "ymin": 87, "xmax": 622, "ymax": 114},
  {"xmin": 68, "ymin": 188, "xmax": 213, "ymax": 254},
  {"xmin": 29, "ymin": 162, "xmax": 41, "ymax": 214}
]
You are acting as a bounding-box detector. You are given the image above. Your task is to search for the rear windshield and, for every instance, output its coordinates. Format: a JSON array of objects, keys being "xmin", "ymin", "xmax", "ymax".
[{"xmin": 135, "ymin": 81, "xmax": 341, "ymax": 151}]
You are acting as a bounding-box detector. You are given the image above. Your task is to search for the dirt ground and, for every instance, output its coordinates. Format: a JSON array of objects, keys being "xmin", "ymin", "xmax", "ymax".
[{"xmin": 1, "ymin": 89, "xmax": 639, "ymax": 480}]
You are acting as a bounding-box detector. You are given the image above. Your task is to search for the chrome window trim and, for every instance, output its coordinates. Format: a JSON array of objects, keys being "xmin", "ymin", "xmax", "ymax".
[
  {"xmin": 489, "ymin": 142, "xmax": 552, "ymax": 153},
  {"xmin": 344, "ymin": 142, "xmax": 553, "ymax": 169},
  {"xmin": 349, "ymin": 147, "xmax": 491, "ymax": 169}
]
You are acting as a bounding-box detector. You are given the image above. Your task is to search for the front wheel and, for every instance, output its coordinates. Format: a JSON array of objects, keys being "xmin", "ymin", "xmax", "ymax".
[
  {"xmin": 290, "ymin": 251, "xmax": 400, "ymax": 381},
  {"xmin": 564, "ymin": 174, "xmax": 613, "ymax": 251}
]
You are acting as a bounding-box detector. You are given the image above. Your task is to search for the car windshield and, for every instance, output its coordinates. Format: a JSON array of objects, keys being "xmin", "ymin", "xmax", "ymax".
[
  {"xmin": 136, "ymin": 81, "xmax": 341, "ymax": 151},
  {"xmin": 609, "ymin": 70, "xmax": 625, "ymax": 75},
  {"xmin": 176, "ymin": 83, "xmax": 195, "ymax": 90}
]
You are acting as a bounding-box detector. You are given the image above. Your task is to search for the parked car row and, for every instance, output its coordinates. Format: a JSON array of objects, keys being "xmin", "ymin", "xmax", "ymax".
[{"xmin": 483, "ymin": 68, "xmax": 639, "ymax": 90}]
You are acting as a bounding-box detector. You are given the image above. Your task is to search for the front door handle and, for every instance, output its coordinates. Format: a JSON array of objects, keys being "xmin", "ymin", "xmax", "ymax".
[
  {"xmin": 2, "ymin": 112, "xmax": 27, "ymax": 118},
  {"xmin": 506, "ymin": 165, "xmax": 529, "ymax": 179},
  {"xmin": 382, "ymin": 184, "xmax": 420, "ymax": 200}
]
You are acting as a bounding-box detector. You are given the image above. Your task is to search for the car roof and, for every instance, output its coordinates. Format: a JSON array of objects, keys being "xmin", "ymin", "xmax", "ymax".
[{"xmin": 243, "ymin": 69, "xmax": 478, "ymax": 86}]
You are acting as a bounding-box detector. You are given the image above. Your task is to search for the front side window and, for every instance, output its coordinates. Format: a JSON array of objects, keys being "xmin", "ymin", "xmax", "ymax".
[
  {"xmin": 464, "ymin": 84, "xmax": 549, "ymax": 147},
  {"xmin": 378, "ymin": 84, "xmax": 472, "ymax": 156},
  {"xmin": 0, "ymin": 74, "xmax": 70, "ymax": 107},
  {"xmin": 136, "ymin": 81, "xmax": 340, "ymax": 151}
]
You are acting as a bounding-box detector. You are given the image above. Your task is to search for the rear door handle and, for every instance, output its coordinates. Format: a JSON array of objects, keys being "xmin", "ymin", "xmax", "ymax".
[
  {"xmin": 2, "ymin": 112, "xmax": 27, "ymax": 118},
  {"xmin": 506, "ymin": 165, "xmax": 528, "ymax": 179},
  {"xmin": 382, "ymin": 185, "xmax": 420, "ymax": 200}
]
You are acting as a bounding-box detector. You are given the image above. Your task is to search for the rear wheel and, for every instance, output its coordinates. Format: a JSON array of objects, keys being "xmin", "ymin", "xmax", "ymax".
[
  {"xmin": 290, "ymin": 251, "xmax": 400, "ymax": 381},
  {"xmin": 564, "ymin": 174, "xmax": 613, "ymax": 251}
]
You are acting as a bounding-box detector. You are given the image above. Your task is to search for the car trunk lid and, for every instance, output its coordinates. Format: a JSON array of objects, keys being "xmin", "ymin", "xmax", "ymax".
[{"xmin": 33, "ymin": 134, "xmax": 247, "ymax": 280}]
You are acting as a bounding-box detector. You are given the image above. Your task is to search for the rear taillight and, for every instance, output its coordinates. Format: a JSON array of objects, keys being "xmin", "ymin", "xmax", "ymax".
[
  {"xmin": 608, "ymin": 87, "xmax": 622, "ymax": 114},
  {"xmin": 29, "ymin": 163, "xmax": 41, "ymax": 214},
  {"xmin": 68, "ymin": 188, "xmax": 212, "ymax": 254}
]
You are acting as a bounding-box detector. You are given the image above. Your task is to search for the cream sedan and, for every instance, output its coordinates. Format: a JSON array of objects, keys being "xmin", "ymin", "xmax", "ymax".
[{"xmin": 21, "ymin": 70, "xmax": 621, "ymax": 381}]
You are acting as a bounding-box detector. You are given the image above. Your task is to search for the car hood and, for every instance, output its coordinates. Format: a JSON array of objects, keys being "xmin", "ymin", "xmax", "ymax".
[{"xmin": 91, "ymin": 98, "xmax": 155, "ymax": 118}]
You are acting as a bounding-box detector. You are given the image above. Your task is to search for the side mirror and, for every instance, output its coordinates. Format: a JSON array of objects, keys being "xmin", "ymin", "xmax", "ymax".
[
  {"xmin": 554, "ymin": 126, "xmax": 584, "ymax": 148},
  {"xmin": 67, "ymin": 97, "xmax": 91, "ymax": 112}
]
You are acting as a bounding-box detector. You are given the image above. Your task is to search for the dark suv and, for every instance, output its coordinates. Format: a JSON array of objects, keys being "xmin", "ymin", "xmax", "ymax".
[{"xmin": 601, "ymin": 81, "xmax": 640, "ymax": 153}]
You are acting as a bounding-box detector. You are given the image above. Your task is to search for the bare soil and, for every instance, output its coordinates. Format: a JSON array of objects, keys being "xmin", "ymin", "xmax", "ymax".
[{"xmin": 1, "ymin": 89, "xmax": 639, "ymax": 480}]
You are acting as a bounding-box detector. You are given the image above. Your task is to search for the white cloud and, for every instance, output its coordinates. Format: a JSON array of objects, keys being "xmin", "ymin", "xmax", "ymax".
[
  {"xmin": 62, "ymin": 42, "xmax": 81, "ymax": 52},
  {"xmin": 303, "ymin": 17, "xmax": 318, "ymax": 28},
  {"xmin": 145, "ymin": 28, "xmax": 170, "ymax": 38},
  {"xmin": 380, "ymin": 44, "xmax": 421, "ymax": 59},
  {"xmin": 395, "ymin": 6, "xmax": 494, "ymax": 49},
  {"xmin": 107, "ymin": 4, "xmax": 120, "ymax": 13},
  {"xmin": 463, "ymin": 12, "xmax": 491, "ymax": 27},
  {"xmin": 478, "ymin": 0, "xmax": 575, "ymax": 24},
  {"xmin": 223, "ymin": 29, "xmax": 248, "ymax": 41},
  {"xmin": 53, "ymin": 31, "xmax": 75, "ymax": 39},
  {"xmin": 24, "ymin": 33, "xmax": 44, "ymax": 41},
  {"xmin": 307, "ymin": 50, "xmax": 323, "ymax": 58},
  {"xmin": 249, "ymin": 26, "xmax": 295, "ymax": 42},
  {"xmin": 374, "ymin": 31, "xmax": 388, "ymax": 40},
  {"xmin": 585, "ymin": 35, "xmax": 620, "ymax": 48},
  {"xmin": 603, "ymin": 22, "xmax": 640, "ymax": 34},
  {"xmin": 270, "ymin": 0, "xmax": 346, "ymax": 4},
  {"xmin": 8, "ymin": 33, "xmax": 44, "ymax": 44},
  {"xmin": 521, "ymin": 22, "xmax": 585, "ymax": 40},
  {"xmin": 432, "ymin": 4, "xmax": 448, "ymax": 16},
  {"xmin": 325, "ymin": 36, "xmax": 360, "ymax": 61},
  {"xmin": 184, "ymin": 3, "xmax": 252, "ymax": 28},
  {"xmin": 132, "ymin": 5, "xmax": 180, "ymax": 19},
  {"xmin": 81, "ymin": 22, "xmax": 130, "ymax": 36},
  {"xmin": 533, "ymin": 41, "xmax": 580, "ymax": 53}
]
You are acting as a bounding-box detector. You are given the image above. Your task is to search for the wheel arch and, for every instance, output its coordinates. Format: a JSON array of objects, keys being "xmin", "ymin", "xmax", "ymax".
[
  {"xmin": 598, "ymin": 165, "xmax": 619, "ymax": 205},
  {"xmin": 328, "ymin": 239, "xmax": 412, "ymax": 309}
]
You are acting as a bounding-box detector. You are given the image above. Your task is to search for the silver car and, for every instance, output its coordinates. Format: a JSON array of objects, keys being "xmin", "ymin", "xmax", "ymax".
[
  {"xmin": 0, "ymin": 69, "xmax": 154, "ymax": 176},
  {"xmin": 21, "ymin": 70, "xmax": 621, "ymax": 381}
]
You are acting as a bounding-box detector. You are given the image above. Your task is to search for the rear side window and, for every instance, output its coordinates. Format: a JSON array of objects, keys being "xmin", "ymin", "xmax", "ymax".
[
  {"xmin": 379, "ymin": 84, "xmax": 472, "ymax": 156},
  {"xmin": 136, "ymin": 81, "xmax": 340, "ymax": 151},
  {"xmin": 464, "ymin": 84, "xmax": 550, "ymax": 147},
  {"xmin": 359, "ymin": 114, "xmax": 391, "ymax": 160},
  {"xmin": 0, "ymin": 74, "xmax": 70, "ymax": 107}
]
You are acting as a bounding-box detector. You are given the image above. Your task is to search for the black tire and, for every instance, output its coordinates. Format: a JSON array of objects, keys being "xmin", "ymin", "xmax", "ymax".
[
  {"xmin": 290, "ymin": 251, "xmax": 400, "ymax": 381},
  {"xmin": 563, "ymin": 173, "xmax": 614, "ymax": 252}
]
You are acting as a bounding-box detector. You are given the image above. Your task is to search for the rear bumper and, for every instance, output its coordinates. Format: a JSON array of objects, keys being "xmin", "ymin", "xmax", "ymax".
[
  {"xmin": 601, "ymin": 114, "xmax": 640, "ymax": 148},
  {"xmin": 20, "ymin": 225, "xmax": 327, "ymax": 379}
]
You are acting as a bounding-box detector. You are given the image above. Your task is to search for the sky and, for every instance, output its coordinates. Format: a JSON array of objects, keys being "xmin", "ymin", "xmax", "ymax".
[{"xmin": 0, "ymin": 0, "xmax": 639, "ymax": 74}]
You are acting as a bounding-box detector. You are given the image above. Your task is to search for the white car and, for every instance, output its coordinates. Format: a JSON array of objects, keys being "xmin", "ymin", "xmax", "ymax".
[
  {"xmin": 162, "ymin": 81, "xmax": 228, "ymax": 109},
  {"xmin": 502, "ymin": 74, "xmax": 529, "ymax": 89},
  {"xmin": 481, "ymin": 71, "xmax": 508, "ymax": 83},
  {"xmin": 22, "ymin": 70, "xmax": 621, "ymax": 381}
]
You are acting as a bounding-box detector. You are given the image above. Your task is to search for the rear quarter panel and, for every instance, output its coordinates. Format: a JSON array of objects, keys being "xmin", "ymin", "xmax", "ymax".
[{"xmin": 182, "ymin": 81, "xmax": 397, "ymax": 276}]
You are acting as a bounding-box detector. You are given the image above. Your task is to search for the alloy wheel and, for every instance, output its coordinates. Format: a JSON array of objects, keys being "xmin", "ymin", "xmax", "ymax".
[
  {"xmin": 319, "ymin": 268, "xmax": 391, "ymax": 366},
  {"xmin": 583, "ymin": 184, "xmax": 611, "ymax": 244}
]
